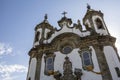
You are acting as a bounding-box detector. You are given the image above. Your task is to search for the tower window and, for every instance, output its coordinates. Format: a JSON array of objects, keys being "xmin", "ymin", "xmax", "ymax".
[
  {"xmin": 35, "ymin": 31, "xmax": 40, "ymax": 42},
  {"xmin": 95, "ymin": 18, "xmax": 104, "ymax": 29},
  {"xmin": 115, "ymin": 67, "xmax": 120, "ymax": 77}
]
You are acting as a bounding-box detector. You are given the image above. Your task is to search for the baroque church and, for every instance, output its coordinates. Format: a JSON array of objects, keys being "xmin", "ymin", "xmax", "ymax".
[{"xmin": 26, "ymin": 5, "xmax": 120, "ymax": 80}]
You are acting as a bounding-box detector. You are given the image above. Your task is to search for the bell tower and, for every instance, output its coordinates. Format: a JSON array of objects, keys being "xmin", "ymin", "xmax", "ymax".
[
  {"xmin": 26, "ymin": 5, "xmax": 120, "ymax": 80},
  {"xmin": 83, "ymin": 4, "xmax": 110, "ymax": 35}
]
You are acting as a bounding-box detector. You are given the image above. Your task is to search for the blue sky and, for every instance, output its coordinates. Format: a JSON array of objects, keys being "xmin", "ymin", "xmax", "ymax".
[{"xmin": 0, "ymin": 0, "xmax": 120, "ymax": 80}]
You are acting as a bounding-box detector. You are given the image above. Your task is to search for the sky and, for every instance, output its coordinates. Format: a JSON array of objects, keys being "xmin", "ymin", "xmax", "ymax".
[{"xmin": 0, "ymin": 0, "xmax": 120, "ymax": 80}]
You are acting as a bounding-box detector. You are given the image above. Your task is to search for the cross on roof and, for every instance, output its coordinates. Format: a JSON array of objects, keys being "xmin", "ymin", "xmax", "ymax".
[
  {"xmin": 44, "ymin": 14, "xmax": 48, "ymax": 20},
  {"xmin": 62, "ymin": 11, "xmax": 67, "ymax": 17}
]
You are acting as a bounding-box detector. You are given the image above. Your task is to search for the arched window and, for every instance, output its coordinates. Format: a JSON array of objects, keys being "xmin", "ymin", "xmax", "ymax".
[
  {"xmin": 35, "ymin": 31, "xmax": 40, "ymax": 42},
  {"xmin": 44, "ymin": 54, "xmax": 55, "ymax": 75},
  {"xmin": 80, "ymin": 50, "xmax": 93, "ymax": 71},
  {"xmin": 46, "ymin": 57, "xmax": 54, "ymax": 71},
  {"xmin": 83, "ymin": 52, "xmax": 91, "ymax": 66},
  {"xmin": 95, "ymin": 18, "xmax": 104, "ymax": 29}
]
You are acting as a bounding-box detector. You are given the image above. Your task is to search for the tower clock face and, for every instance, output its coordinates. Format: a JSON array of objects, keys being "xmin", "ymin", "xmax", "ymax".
[{"xmin": 62, "ymin": 46, "xmax": 72, "ymax": 54}]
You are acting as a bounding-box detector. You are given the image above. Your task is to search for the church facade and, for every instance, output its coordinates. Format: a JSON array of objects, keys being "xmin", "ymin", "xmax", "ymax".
[{"xmin": 26, "ymin": 6, "xmax": 120, "ymax": 80}]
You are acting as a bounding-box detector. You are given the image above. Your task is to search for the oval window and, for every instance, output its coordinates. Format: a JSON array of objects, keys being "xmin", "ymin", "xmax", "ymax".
[{"xmin": 62, "ymin": 46, "xmax": 72, "ymax": 54}]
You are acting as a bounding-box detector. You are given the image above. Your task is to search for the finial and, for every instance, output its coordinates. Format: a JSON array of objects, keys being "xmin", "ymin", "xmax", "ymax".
[
  {"xmin": 62, "ymin": 11, "xmax": 67, "ymax": 17},
  {"xmin": 44, "ymin": 14, "xmax": 48, "ymax": 20},
  {"xmin": 77, "ymin": 19, "xmax": 80, "ymax": 24},
  {"xmin": 87, "ymin": 3, "xmax": 91, "ymax": 10}
]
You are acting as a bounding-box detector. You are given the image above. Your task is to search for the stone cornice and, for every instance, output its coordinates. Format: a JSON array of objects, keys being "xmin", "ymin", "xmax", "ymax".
[{"xmin": 29, "ymin": 35, "xmax": 116, "ymax": 56}]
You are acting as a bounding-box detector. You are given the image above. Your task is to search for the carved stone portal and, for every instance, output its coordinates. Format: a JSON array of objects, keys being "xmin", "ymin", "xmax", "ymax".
[
  {"xmin": 54, "ymin": 56, "xmax": 83, "ymax": 80},
  {"xmin": 61, "ymin": 56, "xmax": 75, "ymax": 80}
]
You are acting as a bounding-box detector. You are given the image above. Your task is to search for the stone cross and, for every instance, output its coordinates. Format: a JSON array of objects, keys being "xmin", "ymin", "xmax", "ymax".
[{"xmin": 62, "ymin": 11, "xmax": 67, "ymax": 17}]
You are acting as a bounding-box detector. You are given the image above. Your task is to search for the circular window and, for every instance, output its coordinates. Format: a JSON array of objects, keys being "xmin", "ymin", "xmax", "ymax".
[{"xmin": 62, "ymin": 46, "xmax": 72, "ymax": 54}]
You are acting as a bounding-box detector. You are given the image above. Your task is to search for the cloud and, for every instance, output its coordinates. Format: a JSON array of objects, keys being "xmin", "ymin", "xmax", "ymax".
[
  {"xmin": 0, "ymin": 43, "xmax": 13, "ymax": 56},
  {"xmin": 0, "ymin": 42, "xmax": 28, "ymax": 80},
  {"xmin": 0, "ymin": 72, "xmax": 16, "ymax": 80},
  {"xmin": 0, "ymin": 64, "xmax": 27, "ymax": 73},
  {"xmin": 0, "ymin": 64, "xmax": 28, "ymax": 80}
]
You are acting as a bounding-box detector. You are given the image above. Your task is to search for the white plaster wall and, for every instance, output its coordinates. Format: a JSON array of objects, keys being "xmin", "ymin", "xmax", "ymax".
[
  {"xmin": 104, "ymin": 46, "xmax": 120, "ymax": 80},
  {"xmin": 27, "ymin": 58, "xmax": 37, "ymax": 80},
  {"xmin": 54, "ymin": 51, "xmax": 66, "ymax": 75},
  {"xmin": 92, "ymin": 15, "xmax": 108, "ymax": 35},
  {"xmin": 40, "ymin": 54, "xmax": 54, "ymax": 80},
  {"xmin": 54, "ymin": 49, "xmax": 82, "ymax": 75},
  {"xmin": 40, "ymin": 48, "xmax": 102, "ymax": 80},
  {"xmin": 81, "ymin": 46, "xmax": 102, "ymax": 80}
]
